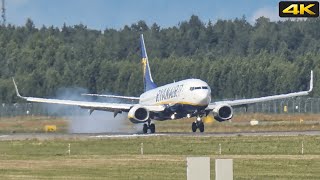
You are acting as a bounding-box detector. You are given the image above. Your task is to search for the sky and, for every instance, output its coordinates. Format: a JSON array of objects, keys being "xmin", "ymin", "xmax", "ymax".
[{"xmin": 6, "ymin": 0, "xmax": 282, "ymax": 30}]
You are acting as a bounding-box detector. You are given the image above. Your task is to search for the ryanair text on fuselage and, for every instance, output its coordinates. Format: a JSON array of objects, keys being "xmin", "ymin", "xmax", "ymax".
[{"xmin": 156, "ymin": 85, "xmax": 184, "ymax": 102}]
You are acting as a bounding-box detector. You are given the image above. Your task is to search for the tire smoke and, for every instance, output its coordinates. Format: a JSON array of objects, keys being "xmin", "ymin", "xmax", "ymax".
[{"xmin": 44, "ymin": 87, "xmax": 135, "ymax": 133}]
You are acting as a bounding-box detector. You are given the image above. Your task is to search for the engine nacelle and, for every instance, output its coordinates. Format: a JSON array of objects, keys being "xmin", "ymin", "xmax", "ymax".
[
  {"xmin": 212, "ymin": 104, "xmax": 233, "ymax": 122},
  {"xmin": 128, "ymin": 105, "xmax": 150, "ymax": 123}
]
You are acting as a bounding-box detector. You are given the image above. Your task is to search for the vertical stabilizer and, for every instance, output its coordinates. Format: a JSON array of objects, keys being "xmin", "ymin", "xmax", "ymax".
[{"xmin": 140, "ymin": 34, "xmax": 157, "ymax": 92}]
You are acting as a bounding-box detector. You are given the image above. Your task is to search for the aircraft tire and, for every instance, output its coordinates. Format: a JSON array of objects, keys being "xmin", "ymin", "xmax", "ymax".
[
  {"xmin": 199, "ymin": 122, "xmax": 204, "ymax": 133},
  {"xmin": 192, "ymin": 122, "xmax": 197, "ymax": 132},
  {"xmin": 143, "ymin": 124, "xmax": 148, "ymax": 134},
  {"xmin": 150, "ymin": 124, "xmax": 155, "ymax": 133}
]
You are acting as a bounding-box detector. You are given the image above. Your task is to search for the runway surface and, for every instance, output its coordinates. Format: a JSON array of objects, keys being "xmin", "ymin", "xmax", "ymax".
[{"xmin": 0, "ymin": 130, "xmax": 319, "ymax": 140}]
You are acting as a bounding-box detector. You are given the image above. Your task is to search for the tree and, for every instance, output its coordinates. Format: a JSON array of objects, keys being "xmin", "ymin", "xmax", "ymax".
[{"xmin": 1, "ymin": 16, "xmax": 320, "ymax": 103}]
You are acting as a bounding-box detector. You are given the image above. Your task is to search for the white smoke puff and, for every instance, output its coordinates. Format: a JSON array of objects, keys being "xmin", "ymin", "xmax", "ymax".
[
  {"xmin": 42, "ymin": 87, "xmax": 135, "ymax": 133},
  {"xmin": 131, "ymin": 124, "xmax": 144, "ymax": 134},
  {"xmin": 68, "ymin": 111, "xmax": 129, "ymax": 133}
]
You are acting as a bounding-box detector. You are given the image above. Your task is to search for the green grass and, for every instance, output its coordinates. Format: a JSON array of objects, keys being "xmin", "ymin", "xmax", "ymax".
[
  {"xmin": 0, "ymin": 116, "xmax": 68, "ymax": 133},
  {"xmin": 234, "ymin": 159, "xmax": 320, "ymax": 180},
  {"xmin": 1, "ymin": 114, "xmax": 320, "ymax": 133},
  {"xmin": 0, "ymin": 114, "xmax": 320, "ymax": 179},
  {"xmin": 0, "ymin": 136, "xmax": 320, "ymax": 179}
]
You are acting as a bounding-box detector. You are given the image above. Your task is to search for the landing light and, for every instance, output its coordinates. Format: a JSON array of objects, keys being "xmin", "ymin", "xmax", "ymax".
[
  {"xmin": 187, "ymin": 114, "xmax": 191, "ymax": 118},
  {"xmin": 171, "ymin": 114, "xmax": 175, "ymax": 120}
]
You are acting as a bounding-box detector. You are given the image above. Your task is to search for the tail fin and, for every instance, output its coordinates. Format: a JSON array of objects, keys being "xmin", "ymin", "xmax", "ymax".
[{"xmin": 140, "ymin": 34, "xmax": 157, "ymax": 92}]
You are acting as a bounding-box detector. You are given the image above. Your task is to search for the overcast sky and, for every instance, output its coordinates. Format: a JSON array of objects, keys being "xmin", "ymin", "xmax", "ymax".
[{"xmin": 6, "ymin": 0, "xmax": 282, "ymax": 30}]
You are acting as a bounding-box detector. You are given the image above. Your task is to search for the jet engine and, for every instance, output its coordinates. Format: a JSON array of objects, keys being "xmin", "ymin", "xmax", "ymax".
[
  {"xmin": 212, "ymin": 104, "xmax": 233, "ymax": 122},
  {"xmin": 128, "ymin": 105, "xmax": 150, "ymax": 123}
]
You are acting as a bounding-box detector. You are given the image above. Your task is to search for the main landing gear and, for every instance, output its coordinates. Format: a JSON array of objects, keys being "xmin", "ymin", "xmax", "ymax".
[
  {"xmin": 191, "ymin": 116, "xmax": 204, "ymax": 133},
  {"xmin": 143, "ymin": 120, "xmax": 156, "ymax": 134}
]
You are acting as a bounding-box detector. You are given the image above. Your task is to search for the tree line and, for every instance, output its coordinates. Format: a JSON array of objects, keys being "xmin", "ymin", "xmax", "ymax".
[{"xmin": 0, "ymin": 15, "xmax": 320, "ymax": 103}]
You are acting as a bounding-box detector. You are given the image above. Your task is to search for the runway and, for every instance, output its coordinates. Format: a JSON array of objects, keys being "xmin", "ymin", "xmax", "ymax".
[{"xmin": 0, "ymin": 130, "xmax": 319, "ymax": 140}]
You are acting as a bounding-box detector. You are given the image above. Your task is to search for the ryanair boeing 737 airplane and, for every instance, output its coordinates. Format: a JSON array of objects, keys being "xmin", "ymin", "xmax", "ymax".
[{"xmin": 13, "ymin": 34, "xmax": 314, "ymax": 133}]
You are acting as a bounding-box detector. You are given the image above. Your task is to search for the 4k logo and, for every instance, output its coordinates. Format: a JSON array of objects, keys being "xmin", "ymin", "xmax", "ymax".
[{"xmin": 279, "ymin": 1, "xmax": 319, "ymax": 17}]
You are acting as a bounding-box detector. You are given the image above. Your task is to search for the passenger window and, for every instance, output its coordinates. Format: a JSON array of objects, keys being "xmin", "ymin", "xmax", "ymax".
[
  {"xmin": 190, "ymin": 87, "xmax": 194, "ymax": 91},
  {"xmin": 202, "ymin": 86, "xmax": 208, "ymax": 89},
  {"xmin": 195, "ymin": 87, "xmax": 201, "ymax": 90}
]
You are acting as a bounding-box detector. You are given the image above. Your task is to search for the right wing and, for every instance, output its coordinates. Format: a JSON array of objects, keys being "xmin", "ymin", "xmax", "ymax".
[
  {"xmin": 12, "ymin": 79, "xmax": 163, "ymax": 113},
  {"xmin": 208, "ymin": 70, "xmax": 313, "ymax": 109},
  {"xmin": 81, "ymin": 93, "xmax": 140, "ymax": 100}
]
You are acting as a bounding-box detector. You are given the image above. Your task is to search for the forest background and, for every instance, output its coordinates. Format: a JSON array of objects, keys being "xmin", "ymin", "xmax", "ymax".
[{"xmin": 0, "ymin": 15, "xmax": 319, "ymax": 103}]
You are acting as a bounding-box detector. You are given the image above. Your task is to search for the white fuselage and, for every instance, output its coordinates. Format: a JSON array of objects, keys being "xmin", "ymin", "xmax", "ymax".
[{"xmin": 139, "ymin": 79, "xmax": 211, "ymax": 107}]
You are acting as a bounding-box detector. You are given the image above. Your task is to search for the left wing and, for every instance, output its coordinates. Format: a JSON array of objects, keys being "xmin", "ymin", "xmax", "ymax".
[
  {"xmin": 12, "ymin": 78, "xmax": 164, "ymax": 113},
  {"xmin": 208, "ymin": 70, "xmax": 313, "ymax": 109}
]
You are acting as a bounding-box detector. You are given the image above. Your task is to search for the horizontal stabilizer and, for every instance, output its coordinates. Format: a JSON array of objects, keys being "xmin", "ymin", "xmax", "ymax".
[{"xmin": 81, "ymin": 93, "xmax": 140, "ymax": 100}]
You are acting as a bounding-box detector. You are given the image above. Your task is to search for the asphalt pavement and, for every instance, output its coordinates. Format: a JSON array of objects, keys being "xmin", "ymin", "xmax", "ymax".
[{"xmin": 0, "ymin": 130, "xmax": 319, "ymax": 140}]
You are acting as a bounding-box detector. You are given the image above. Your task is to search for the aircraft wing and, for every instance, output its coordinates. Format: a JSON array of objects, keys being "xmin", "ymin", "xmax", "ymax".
[
  {"xmin": 81, "ymin": 93, "xmax": 140, "ymax": 100},
  {"xmin": 12, "ymin": 79, "xmax": 164, "ymax": 113},
  {"xmin": 18, "ymin": 96, "xmax": 132, "ymax": 111},
  {"xmin": 12, "ymin": 79, "xmax": 131, "ymax": 111},
  {"xmin": 208, "ymin": 70, "xmax": 313, "ymax": 109}
]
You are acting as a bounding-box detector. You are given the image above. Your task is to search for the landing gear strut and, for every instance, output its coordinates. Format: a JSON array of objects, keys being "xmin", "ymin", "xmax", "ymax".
[
  {"xmin": 143, "ymin": 120, "xmax": 156, "ymax": 134},
  {"xmin": 191, "ymin": 116, "xmax": 204, "ymax": 133}
]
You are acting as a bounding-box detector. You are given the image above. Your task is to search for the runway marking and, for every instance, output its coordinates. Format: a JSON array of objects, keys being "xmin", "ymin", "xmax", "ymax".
[
  {"xmin": 0, "ymin": 135, "xmax": 9, "ymax": 138},
  {"xmin": 91, "ymin": 134, "xmax": 167, "ymax": 138}
]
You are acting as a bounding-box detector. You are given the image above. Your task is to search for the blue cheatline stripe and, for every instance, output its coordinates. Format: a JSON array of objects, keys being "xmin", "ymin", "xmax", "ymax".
[{"xmin": 140, "ymin": 34, "xmax": 157, "ymax": 92}]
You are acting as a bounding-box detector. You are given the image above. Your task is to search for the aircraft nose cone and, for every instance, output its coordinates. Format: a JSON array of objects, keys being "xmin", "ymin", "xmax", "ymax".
[{"xmin": 197, "ymin": 91, "xmax": 211, "ymax": 105}]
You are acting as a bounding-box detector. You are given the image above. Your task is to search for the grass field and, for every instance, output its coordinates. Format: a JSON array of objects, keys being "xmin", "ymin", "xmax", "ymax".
[
  {"xmin": 0, "ymin": 113, "xmax": 320, "ymax": 133},
  {"xmin": 0, "ymin": 114, "xmax": 320, "ymax": 179},
  {"xmin": 0, "ymin": 116, "xmax": 68, "ymax": 133},
  {"xmin": 0, "ymin": 136, "xmax": 320, "ymax": 179}
]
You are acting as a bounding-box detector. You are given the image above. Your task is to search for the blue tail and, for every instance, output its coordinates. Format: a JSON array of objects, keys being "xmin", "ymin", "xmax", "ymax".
[{"xmin": 140, "ymin": 34, "xmax": 157, "ymax": 92}]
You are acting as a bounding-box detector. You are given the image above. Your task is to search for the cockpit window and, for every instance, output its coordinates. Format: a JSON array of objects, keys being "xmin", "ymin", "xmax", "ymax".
[{"xmin": 190, "ymin": 86, "xmax": 208, "ymax": 91}]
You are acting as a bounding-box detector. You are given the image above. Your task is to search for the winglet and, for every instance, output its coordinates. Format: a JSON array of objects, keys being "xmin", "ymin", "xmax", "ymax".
[
  {"xmin": 309, "ymin": 70, "xmax": 314, "ymax": 93},
  {"xmin": 12, "ymin": 78, "xmax": 23, "ymax": 98}
]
